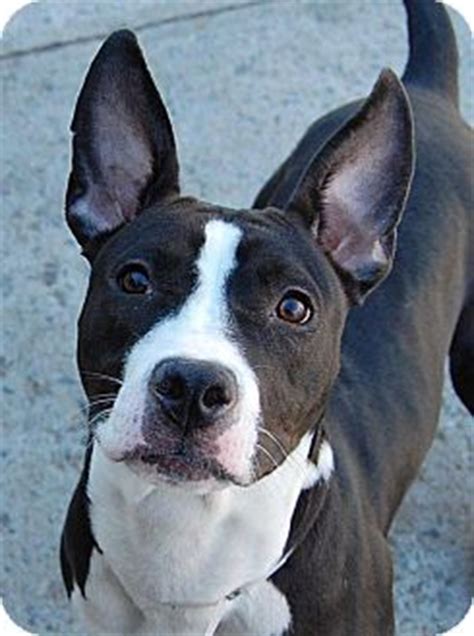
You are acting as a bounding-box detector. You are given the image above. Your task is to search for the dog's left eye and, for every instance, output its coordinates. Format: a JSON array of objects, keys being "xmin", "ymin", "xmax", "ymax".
[
  {"xmin": 117, "ymin": 265, "xmax": 151, "ymax": 294},
  {"xmin": 276, "ymin": 292, "xmax": 313, "ymax": 325}
]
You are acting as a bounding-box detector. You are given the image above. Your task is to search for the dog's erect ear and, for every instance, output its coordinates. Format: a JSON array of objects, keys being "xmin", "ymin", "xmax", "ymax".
[
  {"xmin": 287, "ymin": 69, "xmax": 414, "ymax": 304},
  {"xmin": 65, "ymin": 30, "xmax": 179, "ymax": 251}
]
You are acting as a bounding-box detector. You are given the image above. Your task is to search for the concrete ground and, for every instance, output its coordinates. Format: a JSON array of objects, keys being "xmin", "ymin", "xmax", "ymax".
[{"xmin": 1, "ymin": 1, "xmax": 472, "ymax": 634}]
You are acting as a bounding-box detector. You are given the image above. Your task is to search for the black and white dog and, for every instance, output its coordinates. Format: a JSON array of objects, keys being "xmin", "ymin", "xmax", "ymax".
[{"xmin": 60, "ymin": 0, "xmax": 472, "ymax": 634}]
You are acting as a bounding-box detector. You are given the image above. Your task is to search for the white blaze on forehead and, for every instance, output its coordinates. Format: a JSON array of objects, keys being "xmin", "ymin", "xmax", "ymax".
[
  {"xmin": 126, "ymin": 218, "xmax": 243, "ymax": 378},
  {"xmin": 98, "ymin": 219, "xmax": 261, "ymax": 481},
  {"xmin": 186, "ymin": 218, "xmax": 241, "ymax": 331}
]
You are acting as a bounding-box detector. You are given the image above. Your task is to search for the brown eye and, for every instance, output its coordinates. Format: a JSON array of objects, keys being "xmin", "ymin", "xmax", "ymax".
[
  {"xmin": 118, "ymin": 266, "xmax": 151, "ymax": 294},
  {"xmin": 276, "ymin": 292, "xmax": 312, "ymax": 325}
]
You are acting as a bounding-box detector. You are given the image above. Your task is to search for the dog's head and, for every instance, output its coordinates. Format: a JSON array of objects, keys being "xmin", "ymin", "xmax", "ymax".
[{"xmin": 66, "ymin": 31, "xmax": 413, "ymax": 490}]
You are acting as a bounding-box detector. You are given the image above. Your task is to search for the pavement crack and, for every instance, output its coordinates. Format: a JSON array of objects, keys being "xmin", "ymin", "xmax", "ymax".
[{"xmin": 1, "ymin": 0, "xmax": 271, "ymax": 61}]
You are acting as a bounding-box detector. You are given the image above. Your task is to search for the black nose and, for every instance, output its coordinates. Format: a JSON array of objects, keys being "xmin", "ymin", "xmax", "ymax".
[{"xmin": 150, "ymin": 358, "xmax": 238, "ymax": 430}]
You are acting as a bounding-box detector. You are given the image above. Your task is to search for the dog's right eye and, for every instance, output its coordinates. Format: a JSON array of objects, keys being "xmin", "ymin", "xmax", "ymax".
[{"xmin": 117, "ymin": 265, "xmax": 151, "ymax": 294}]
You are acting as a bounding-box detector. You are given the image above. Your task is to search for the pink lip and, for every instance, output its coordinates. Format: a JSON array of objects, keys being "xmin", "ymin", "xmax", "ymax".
[
  {"xmin": 150, "ymin": 453, "xmax": 211, "ymax": 481},
  {"xmin": 125, "ymin": 446, "xmax": 230, "ymax": 482}
]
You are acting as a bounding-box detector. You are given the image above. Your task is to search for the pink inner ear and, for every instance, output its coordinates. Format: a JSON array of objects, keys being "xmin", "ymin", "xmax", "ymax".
[
  {"xmin": 321, "ymin": 207, "xmax": 386, "ymax": 274},
  {"xmin": 333, "ymin": 236, "xmax": 388, "ymax": 275},
  {"xmin": 317, "ymin": 135, "xmax": 395, "ymax": 275},
  {"xmin": 69, "ymin": 188, "xmax": 123, "ymax": 237},
  {"xmin": 95, "ymin": 103, "xmax": 154, "ymax": 223},
  {"xmin": 319, "ymin": 191, "xmax": 389, "ymax": 274}
]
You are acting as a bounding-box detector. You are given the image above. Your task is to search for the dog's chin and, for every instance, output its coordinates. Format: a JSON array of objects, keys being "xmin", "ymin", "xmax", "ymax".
[{"xmin": 112, "ymin": 445, "xmax": 252, "ymax": 492}]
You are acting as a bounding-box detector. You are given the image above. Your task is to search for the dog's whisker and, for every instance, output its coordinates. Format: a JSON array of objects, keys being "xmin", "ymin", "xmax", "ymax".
[
  {"xmin": 257, "ymin": 427, "xmax": 307, "ymax": 479},
  {"xmin": 254, "ymin": 444, "xmax": 282, "ymax": 497},
  {"xmin": 64, "ymin": 396, "xmax": 118, "ymax": 427},
  {"xmin": 89, "ymin": 392, "xmax": 119, "ymax": 400},
  {"xmin": 258, "ymin": 427, "xmax": 288, "ymax": 458},
  {"xmin": 87, "ymin": 397, "xmax": 116, "ymax": 407},
  {"xmin": 82, "ymin": 371, "xmax": 124, "ymax": 386},
  {"xmin": 87, "ymin": 398, "xmax": 117, "ymax": 411},
  {"xmin": 255, "ymin": 442, "xmax": 279, "ymax": 470},
  {"xmin": 65, "ymin": 403, "xmax": 92, "ymax": 422},
  {"xmin": 88, "ymin": 408, "xmax": 114, "ymax": 430},
  {"xmin": 258, "ymin": 427, "xmax": 300, "ymax": 470}
]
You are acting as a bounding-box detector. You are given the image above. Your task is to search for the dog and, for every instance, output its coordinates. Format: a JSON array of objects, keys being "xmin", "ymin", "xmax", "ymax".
[{"xmin": 60, "ymin": 0, "xmax": 472, "ymax": 633}]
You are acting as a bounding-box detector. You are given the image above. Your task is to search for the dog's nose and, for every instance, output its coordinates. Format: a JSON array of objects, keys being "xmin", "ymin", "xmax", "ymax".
[{"xmin": 150, "ymin": 358, "xmax": 238, "ymax": 430}]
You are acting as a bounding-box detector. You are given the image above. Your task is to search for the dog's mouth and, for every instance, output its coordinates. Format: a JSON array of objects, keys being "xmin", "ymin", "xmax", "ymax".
[
  {"xmin": 120, "ymin": 443, "xmax": 245, "ymax": 485},
  {"xmin": 93, "ymin": 398, "xmax": 258, "ymax": 488}
]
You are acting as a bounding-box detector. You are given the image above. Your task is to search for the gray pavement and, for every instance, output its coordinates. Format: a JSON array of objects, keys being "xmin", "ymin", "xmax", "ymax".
[{"xmin": 1, "ymin": 1, "xmax": 472, "ymax": 634}]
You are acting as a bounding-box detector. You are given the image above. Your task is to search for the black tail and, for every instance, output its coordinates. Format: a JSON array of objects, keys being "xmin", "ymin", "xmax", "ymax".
[{"xmin": 402, "ymin": 0, "xmax": 459, "ymax": 108}]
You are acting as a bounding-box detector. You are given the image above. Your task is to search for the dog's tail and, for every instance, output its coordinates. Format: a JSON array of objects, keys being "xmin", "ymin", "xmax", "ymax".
[{"xmin": 402, "ymin": 0, "xmax": 459, "ymax": 109}]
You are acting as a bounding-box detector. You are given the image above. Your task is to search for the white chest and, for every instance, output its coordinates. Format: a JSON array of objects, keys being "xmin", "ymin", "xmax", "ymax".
[{"xmin": 77, "ymin": 434, "xmax": 327, "ymax": 634}]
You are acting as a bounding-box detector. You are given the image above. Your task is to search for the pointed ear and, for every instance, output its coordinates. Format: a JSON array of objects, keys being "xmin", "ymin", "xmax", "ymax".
[
  {"xmin": 65, "ymin": 30, "xmax": 179, "ymax": 252},
  {"xmin": 287, "ymin": 69, "xmax": 414, "ymax": 304}
]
